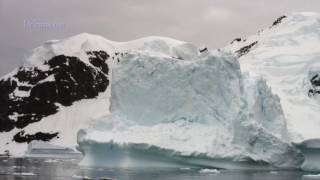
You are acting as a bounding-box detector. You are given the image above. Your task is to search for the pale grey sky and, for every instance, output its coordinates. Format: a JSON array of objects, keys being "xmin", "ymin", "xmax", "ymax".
[{"xmin": 0, "ymin": 0, "xmax": 320, "ymax": 76}]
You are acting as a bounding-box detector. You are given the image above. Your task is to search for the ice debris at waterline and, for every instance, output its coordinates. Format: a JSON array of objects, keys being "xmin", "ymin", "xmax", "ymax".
[
  {"xmin": 11, "ymin": 172, "xmax": 37, "ymax": 176},
  {"xmin": 77, "ymin": 44, "xmax": 303, "ymax": 169},
  {"xmin": 25, "ymin": 141, "xmax": 82, "ymax": 159},
  {"xmin": 199, "ymin": 169, "xmax": 221, "ymax": 174}
]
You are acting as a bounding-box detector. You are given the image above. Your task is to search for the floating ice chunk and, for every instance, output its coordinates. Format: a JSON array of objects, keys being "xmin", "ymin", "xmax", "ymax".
[
  {"xmin": 199, "ymin": 169, "xmax": 221, "ymax": 174},
  {"xmin": 72, "ymin": 174, "xmax": 93, "ymax": 179},
  {"xmin": 303, "ymin": 174, "xmax": 320, "ymax": 179},
  {"xmin": 44, "ymin": 159, "xmax": 59, "ymax": 163},
  {"xmin": 180, "ymin": 167, "xmax": 191, "ymax": 171},
  {"xmin": 12, "ymin": 172, "xmax": 36, "ymax": 176}
]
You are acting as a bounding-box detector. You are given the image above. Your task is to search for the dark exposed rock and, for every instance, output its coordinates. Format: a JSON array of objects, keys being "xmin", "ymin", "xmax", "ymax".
[
  {"xmin": 199, "ymin": 47, "xmax": 208, "ymax": 53},
  {"xmin": 0, "ymin": 117, "xmax": 15, "ymax": 133},
  {"xmin": 86, "ymin": 51, "xmax": 110, "ymax": 74},
  {"xmin": 308, "ymin": 74, "xmax": 320, "ymax": 97},
  {"xmin": 46, "ymin": 55, "xmax": 109, "ymax": 106},
  {"xmin": 235, "ymin": 41, "xmax": 258, "ymax": 57},
  {"xmin": 0, "ymin": 79, "xmax": 17, "ymax": 132},
  {"xmin": 13, "ymin": 130, "xmax": 59, "ymax": 143},
  {"xmin": 0, "ymin": 52, "xmax": 109, "ymax": 139},
  {"xmin": 311, "ymin": 74, "xmax": 320, "ymax": 86},
  {"xmin": 18, "ymin": 86, "xmax": 32, "ymax": 91},
  {"xmin": 87, "ymin": 51, "xmax": 109, "ymax": 61},
  {"xmin": 14, "ymin": 67, "xmax": 48, "ymax": 85},
  {"xmin": 272, "ymin": 16, "xmax": 287, "ymax": 27},
  {"xmin": 0, "ymin": 79, "xmax": 17, "ymax": 95},
  {"xmin": 231, "ymin": 38, "xmax": 242, "ymax": 44}
]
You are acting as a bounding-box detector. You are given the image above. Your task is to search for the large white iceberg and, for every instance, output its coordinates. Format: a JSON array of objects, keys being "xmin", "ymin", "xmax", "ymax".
[{"xmin": 78, "ymin": 45, "xmax": 303, "ymax": 169}]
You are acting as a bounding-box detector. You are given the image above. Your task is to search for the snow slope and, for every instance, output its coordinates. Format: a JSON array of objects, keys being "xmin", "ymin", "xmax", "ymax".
[
  {"xmin": 224, "ymin": 12, "xmax": 320, "ymax": 142},
  {"xmin": 25, "ymin": 33, "xmax": 185, "ymax": 67}
]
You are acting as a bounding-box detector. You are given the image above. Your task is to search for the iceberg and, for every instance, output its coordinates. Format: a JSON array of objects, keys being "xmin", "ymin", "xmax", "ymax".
[{"xmin": 77, "ymin": 46, "xmax": 303, "ymax": 169}]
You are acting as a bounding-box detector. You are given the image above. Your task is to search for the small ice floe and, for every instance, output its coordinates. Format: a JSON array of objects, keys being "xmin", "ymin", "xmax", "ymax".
[
  {"xmin": 303, "ymin": 174, "xmax": 320, "ymax": 179},
  {"xmin": 199, "ymin": 169, "xmax": 221, "ymax": 174},
  {"xmin": 11, "ymin": 166, "xmax": 25, "ymax": 169},
  {"xmin": 44, "ymin": 159, "xmax": 59, "ymax": 163},
  {"xmin": 72, "ymin": 174, "xmax": 93, "ymax": 179},
  {"xmin": 12, "ymin": 172, "xmax": 36, "ymax": 176},
  {"xmin": 269, "ymin": 171, "xmax": 278, "ymax": 174},
  {"xmin": 180, "ymin": 167, "xmax": 191, "ymax": 171}
]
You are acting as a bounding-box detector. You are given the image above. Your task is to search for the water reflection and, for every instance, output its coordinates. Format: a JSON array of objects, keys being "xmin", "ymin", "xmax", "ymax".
[{"xmin": 0, "ymin": 158, "xmax": 315, "ymax": 180}]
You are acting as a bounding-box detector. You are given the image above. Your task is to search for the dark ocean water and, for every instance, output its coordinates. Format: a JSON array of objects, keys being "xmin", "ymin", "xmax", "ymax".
[{"xmin": 0, "ymin": 158, "xmax": 318, "ymax": 180}]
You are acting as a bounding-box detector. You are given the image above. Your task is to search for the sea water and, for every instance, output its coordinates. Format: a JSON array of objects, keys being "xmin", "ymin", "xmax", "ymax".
[{"xmin": 0, "ymin": 158, "xmax": 317, "ymax": 180}]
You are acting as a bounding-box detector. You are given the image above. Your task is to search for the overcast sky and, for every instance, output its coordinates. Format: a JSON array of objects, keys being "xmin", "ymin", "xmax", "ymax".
[{"xmin": 0, "ymin": 0, "xmax": 320, "ymax": 76}]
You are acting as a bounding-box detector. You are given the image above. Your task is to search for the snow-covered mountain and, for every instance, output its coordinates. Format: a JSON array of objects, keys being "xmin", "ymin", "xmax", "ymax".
[
  {"xmin": 0, "ymin": 34, "xmax": 188, "ymax": 155},
  {"xmin": 1, "ymin": 12, "xmax": 319, "ymax": 170},
  {"xmin": 224, "ymin": 12, "xmax": 320, "ymax": 142}
]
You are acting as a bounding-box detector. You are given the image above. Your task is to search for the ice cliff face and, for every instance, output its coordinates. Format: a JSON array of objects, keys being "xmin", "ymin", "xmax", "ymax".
[{"xmin": 223, "ymin": 12, "xmax": 320, "ymax": 142}]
